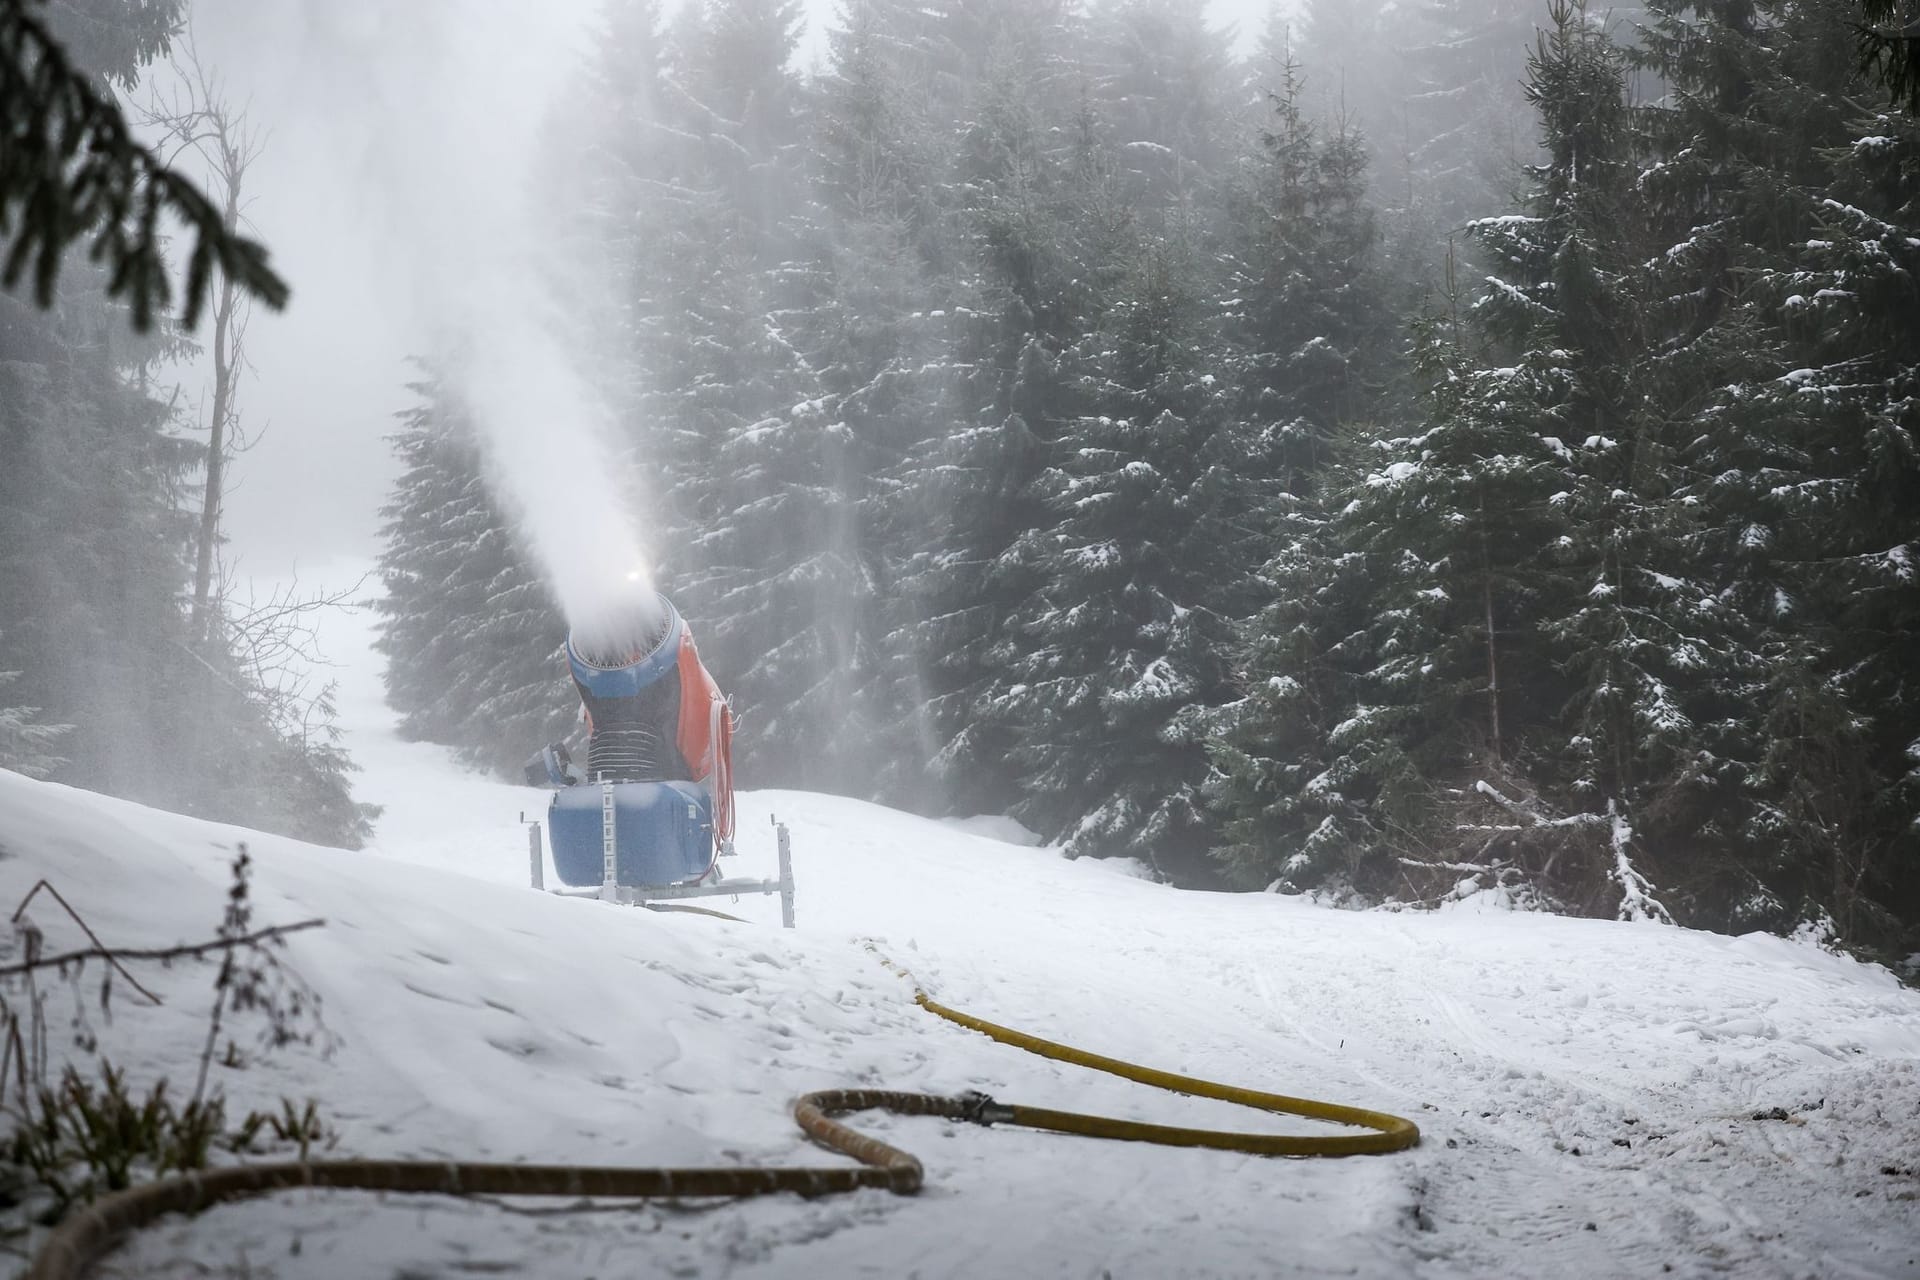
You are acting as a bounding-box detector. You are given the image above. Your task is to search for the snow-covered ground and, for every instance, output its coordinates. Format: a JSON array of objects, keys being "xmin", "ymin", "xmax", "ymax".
[{"xmin": 3, "ymin": 594, "xmax": 1919, "ymax": 1278}]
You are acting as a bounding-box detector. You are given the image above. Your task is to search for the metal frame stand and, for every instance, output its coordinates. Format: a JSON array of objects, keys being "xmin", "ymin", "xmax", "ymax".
[
  {"xmin": 597, "ymin": 782, "xmax": 620, "ymax": 903},
  {"xmin": 533, "ymin": 809, "xmax": 796, "ymax": 929},
  {"xmin": 525, "ymin": 815, "xmax": 544, "ymax": 892}
]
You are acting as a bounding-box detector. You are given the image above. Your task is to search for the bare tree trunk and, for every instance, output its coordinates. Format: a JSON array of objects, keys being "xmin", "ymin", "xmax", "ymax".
[
  {"xmin": 1479, "ymin": 493, "xmax": 1502, "ymax": 767},
  {"xmin": 150, "ymin": 40, "xmax": 257, "ymax": 652},
  {"xmin": 191, "ymin": 258, "xmax": 237, "ymax": 648}
]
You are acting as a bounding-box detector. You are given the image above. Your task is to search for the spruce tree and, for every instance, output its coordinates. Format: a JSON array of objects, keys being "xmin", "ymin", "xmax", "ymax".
[
  {"xmin": 790, "ymin": 0, "xmax": 964, "ymax": 803},
  {"xmin": 1783, "ymin": 99, "xmax": 1920, "ymax": 944},
  {"xmin": 1084, "ymin": 0, "xmax": 1236, "ymax": 207},
  {"xmin": 961, "ymin": 62, "xmax": 1249, "ymax": 875},
  {"xmin": 884, "ymin": 0, "xmax": 1091, "ymax": 816},
  {"xmin": 983, "ymin": 232, "xmax": 1238, "ymax": 876},
  {"xmin": 375, "ymin": 377, "xmax": 576, "ymax": 776},
  {"xmin": 1630, "ymin": 0, "xmax": 1913, "ymax": 940},
  {"xmin": 1628, "ymin": 0, "xmax": 1919, "ymax": 944},
  {"xmin": 1206, "ymin": 59, "xmax": 1399, "ymax": 892},
  {"xmin": 0, "ymin": 279, "xmax": 202, "ymax": 803},
  {"xmin": 1495, "ymin": 2, "xmax": 1704, "ymax": 919},
  {"xmin": 1212, "ymin": 2, "xmax": 1670, "ymax": 910},
  {"xmin": 619, "ymin": 0, "xmax": 885, "ymax": 791},
  {"xmin": 1392, "ymin": 0, "xmax": 1543, "ymax": 286},
  {"xmin": 0, "ymin": 660, "xmax": 70, "ymax": 779},
  {"xmin": 1289, "ymin": 0, "xmax": 1399, "ymax": 158}
]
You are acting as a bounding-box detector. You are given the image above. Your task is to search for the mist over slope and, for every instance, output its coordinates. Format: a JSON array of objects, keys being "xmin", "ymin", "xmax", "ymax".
[{"xmin": 3, "ymin": 700, "xmax": 1918, "ymax": 1275}]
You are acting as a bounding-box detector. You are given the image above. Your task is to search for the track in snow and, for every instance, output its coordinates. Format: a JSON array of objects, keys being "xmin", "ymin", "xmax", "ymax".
[{"xmin": 3, "ymin": 592, "xmax": 1916, "ymax": 1278}]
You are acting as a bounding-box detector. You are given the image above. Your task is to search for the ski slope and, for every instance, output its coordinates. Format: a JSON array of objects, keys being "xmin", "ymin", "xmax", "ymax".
[{"xmin": 3, "ymin": 598, "xmax": 1919, "ymax": 1278}]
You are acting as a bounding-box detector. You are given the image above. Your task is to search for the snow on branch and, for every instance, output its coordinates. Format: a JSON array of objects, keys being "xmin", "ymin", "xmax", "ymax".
[
  {"xmin": 1471, "ymin": 782, "xmax": 1671, "ymax": 923},
  {"xmin": 1605, "ymin": 800, "xmax": 1673, "ymax": 925},
  {"xmin": 1472, "ymin": 779, "xmax": 1606, "ymax": 829}
]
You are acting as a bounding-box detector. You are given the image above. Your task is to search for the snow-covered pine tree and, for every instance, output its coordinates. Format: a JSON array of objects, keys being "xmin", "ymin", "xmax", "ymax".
[
  {"xmin": 1204, "ymin": 57, "xmax": 1400, "ymax": 893},
  {"xmin": 884, "ymin": 1, "xmax": 1095, "ymax": 817},
  {"xmin": 962, "ymin": 42, "xmax": 1251, "ymax": 876},
  {"xmin": 1622, "ymin": 0, "xmax": 1919, "ymax": 946},
  {"xmin": 1206, "ymin": 510, "xmax": 1387, "ymax": 894},
  {"xmin": 0, "ymin": 275, "xmax": 202, "ymax": 805},
  {"xmin": 1084, "ymin": 0, "xmax": 1237, "ymax": 210},
  {"xmin": 590, "ymin": 0, "xmax": 670, "ymax": 194},
  {"xmin": 374, "ymin": 376, "xmax": 575, "ymax": 776},
  {"xmin": 790, "ymin": 0, "xmax": 970, "ymax": 804},
  {"xmin": 1392, "ymin": 0, "xmax": 1543, "ymax": 286},
  {"xmin": 1219, "ymin": 56, "xmax": 1387, "ymax": 497},
  {"xmin": 570, "ymin": 0, "xmax": 673, "ymax": 405},
  {"xmin": 856, "ymin": 0, "xmax": 1088, "ymax": 159},
  {"xmin": 982, "ymin": 232, "xmax": 1239, "ymax": 878},
  {"xmin": 585, "ymin": 0, "xmax": 724, "ymax": 609},
  {"xmin": 1228, "ymin": 311, "xmax": 1584, "ymax": 902},
  {"xmin": 1778, "ymin": 99, "xmax": 1920, "ymax": 946},
  {"xmin": 1628, "ymin": 0, "xmax": 1915, "ymax": 942},
  {"xmin": 1213, "ymin": 4, "xmax": 1658, "ymax": 906},
  {"xmin": 1486, "ymin": 0, "xmax": 1701, "ymax": 921},
  {"xmin": 627, "ymin": 0, "xmax": 881, "ymax": 791},
  {"xmin": 1288, "ymin": 0, "xmax": 1400, "ymax": 161},
  {"xmin": 814, "ymin": 0, "xmax": 949, "ymax": 269},
  {"xmin": 0, "ymin": 661, "xmax": 71, "ymax": 779},
  {"xmin": 889, "ymin": 365, "xmax": 1049, "ymax": 817}
]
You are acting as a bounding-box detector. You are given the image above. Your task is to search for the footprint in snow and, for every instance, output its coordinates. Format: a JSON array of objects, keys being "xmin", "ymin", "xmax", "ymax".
[{"xmin": 485, "ymin": 1035, "xmax": 543, "ymax": 1060}]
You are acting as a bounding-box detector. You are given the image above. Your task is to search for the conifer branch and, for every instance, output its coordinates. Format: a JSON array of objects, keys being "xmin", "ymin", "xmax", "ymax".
[{"xmin": 0, "ymin": 0, "xmax": 289, "ymax": 329}]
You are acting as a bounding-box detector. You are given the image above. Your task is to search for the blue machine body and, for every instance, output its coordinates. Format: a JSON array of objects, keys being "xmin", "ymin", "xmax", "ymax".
[
  {"xmin": 543, "ymin": 593, "xmax": 717, "ymax": 888},
  {"xmin": 548, "ymin": 780, "xmax": 715, "ymax": 887}
]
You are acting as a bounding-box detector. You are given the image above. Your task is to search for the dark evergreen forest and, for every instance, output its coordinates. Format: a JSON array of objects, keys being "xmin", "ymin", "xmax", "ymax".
[
  {"xmin": 0, "ymin": 0, "xmax": 373, "ymax": 848},
  {"xmin": 394, "ymin": 0, "xmax": 1912, "ymax": 964}
]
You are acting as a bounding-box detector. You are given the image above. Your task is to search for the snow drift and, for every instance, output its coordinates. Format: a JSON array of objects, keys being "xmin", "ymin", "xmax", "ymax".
[{"xmin": 1, "ymin": 756, "xmax": 1918, "ymax": 1276}]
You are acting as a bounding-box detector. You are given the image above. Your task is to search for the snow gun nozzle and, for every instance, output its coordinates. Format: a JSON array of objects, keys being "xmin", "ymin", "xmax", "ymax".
[{"xmin": 566, "ymin": 587, "xmax": 674, "ymax": 673}]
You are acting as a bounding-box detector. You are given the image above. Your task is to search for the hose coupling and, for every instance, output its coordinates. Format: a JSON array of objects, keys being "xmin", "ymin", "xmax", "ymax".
[{"xmin": 954, "ymin": 1090, "xmax": 1015, "ymax": 1126}]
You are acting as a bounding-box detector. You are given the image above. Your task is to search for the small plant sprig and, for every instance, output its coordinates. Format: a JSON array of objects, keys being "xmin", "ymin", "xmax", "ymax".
[
  {"xmin": 0, "ymin": 846, "xmax": 336, "ymax": 1235},
  {"xmin": 3, "ymin": 1060, "xmax": 335, "ymax": 1223},
  {"xmin": 193, "ymin": 846, "xmax": 335, "ymax": 1104}
]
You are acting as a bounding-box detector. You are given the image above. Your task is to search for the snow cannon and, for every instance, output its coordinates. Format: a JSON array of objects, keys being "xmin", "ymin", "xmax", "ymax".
[{"xmin": 543, "ymin": 593, "xmax": 736, "ymax": 890}]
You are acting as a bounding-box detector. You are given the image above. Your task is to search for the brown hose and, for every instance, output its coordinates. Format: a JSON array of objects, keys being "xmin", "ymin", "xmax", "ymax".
[{"xmin": 25, "ymin": 1089, "xmax": 956, "ymax": 1280}]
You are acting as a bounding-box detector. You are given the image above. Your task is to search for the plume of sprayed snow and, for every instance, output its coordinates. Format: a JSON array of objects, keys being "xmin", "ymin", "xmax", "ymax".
[
  {"xmin": 444, "ymin": 283, "xmax": 663, "ymax": 654},
  {"xmin": 221, "ymin": 0, "xmax": 663, "ymax": 648}
]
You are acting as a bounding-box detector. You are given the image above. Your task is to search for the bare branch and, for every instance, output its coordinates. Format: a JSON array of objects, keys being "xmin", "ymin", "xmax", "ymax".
[
  {"xmin": 1473, "ymin": 779, "xmax": 1606, "ymax": 828},
  {"xmin": 1395, "ymin": 856, "xmax": 1511, "ymax": 875},
  {"xmin": 0, "ymin": 919, "xmax": 326, "ymax": 982},
  {"xmin": 12, "ymin": 880, "xmax": 162, "ymax": 1006}
]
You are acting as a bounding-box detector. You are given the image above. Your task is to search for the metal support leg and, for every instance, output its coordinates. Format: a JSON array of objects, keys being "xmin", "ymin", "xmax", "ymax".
[
  {"xmin": 528, "ymin": 820, "xmax": 544, "ymax": 891},
  {"xmin": 776, "ymin": 820, "xmax": 795, "ymax": 930},
  {"xmin": 551, "ymin": 804, "xmax": 794, "ymax": 928},
  {"xmin": 598, "ymin": 782, "xmax": 619, "ymax": 902}
]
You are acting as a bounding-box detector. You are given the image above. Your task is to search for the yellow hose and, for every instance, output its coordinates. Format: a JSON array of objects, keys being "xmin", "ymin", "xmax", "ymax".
[{"xmin": 869, "ymin": 943, "xmax": 1419, "ymax": 1157}]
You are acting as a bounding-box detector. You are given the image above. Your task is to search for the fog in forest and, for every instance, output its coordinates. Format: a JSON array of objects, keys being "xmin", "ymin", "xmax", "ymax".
[
  {"xmin": 184, "ymin": 0, "xmax": 1288, "ymax": 581},
  {"xmin": 9, "ymin": 0, "xmax": 1914, "ymax": 957},
  {"xmin": 183, "ymin": 0, "xmax": 650, "ymax": 633}
]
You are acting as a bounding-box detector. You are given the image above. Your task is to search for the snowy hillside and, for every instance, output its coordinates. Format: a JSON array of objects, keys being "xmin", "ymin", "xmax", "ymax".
[{"xmin": 2, "ymin": 602, "xmax": 1918, "ymax": 1278}]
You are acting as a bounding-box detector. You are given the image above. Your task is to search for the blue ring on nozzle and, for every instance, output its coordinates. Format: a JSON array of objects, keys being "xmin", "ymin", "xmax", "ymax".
[{"xmin": 565, "ymin": 594, "xmax": 684, "ymax": 697}]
